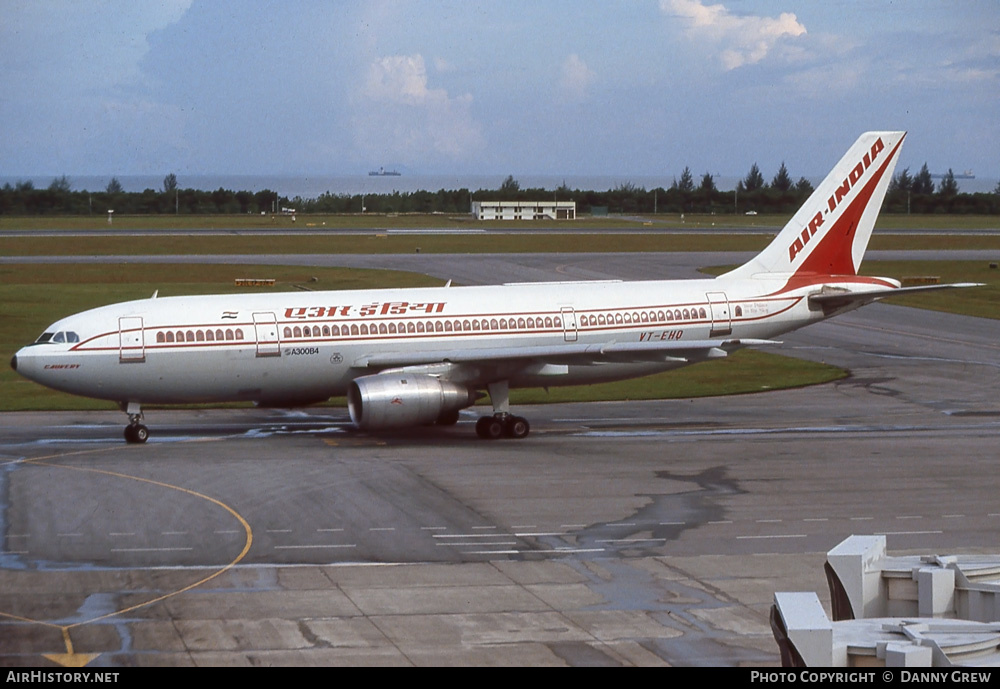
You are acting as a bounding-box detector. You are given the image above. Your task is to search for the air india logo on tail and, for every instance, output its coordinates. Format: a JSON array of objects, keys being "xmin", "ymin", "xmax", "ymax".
[{"xmin": 788, "ymin": 137, "xmax": 885, "ymax": 263}]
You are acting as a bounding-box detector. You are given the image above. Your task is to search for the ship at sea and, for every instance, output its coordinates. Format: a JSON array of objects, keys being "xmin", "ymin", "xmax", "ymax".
[
  {"xmin": 931, "ymin": 169, "xmax": 975, "ymax": 179},
  {"xmin": 369, "ymin": 167, "xmax": 401, "ymax": 177}
]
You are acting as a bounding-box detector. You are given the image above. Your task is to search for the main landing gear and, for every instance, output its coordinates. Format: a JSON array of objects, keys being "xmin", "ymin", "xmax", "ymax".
[
  {"xmin": 475, "ymin": 380, "xmax": 530, "ymax": 440},
  {"xmin": 475, "ymin": 414, "xmax": 530, "ymax": 440},
  {"xmin": 121, "ymin": 402, "xmax": 149, "ymax": 444}
]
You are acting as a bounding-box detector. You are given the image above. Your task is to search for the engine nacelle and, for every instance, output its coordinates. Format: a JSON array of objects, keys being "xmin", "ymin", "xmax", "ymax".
[{"xmin": 347, "ymin": 373, "xmax": 477, "ymax": 430}]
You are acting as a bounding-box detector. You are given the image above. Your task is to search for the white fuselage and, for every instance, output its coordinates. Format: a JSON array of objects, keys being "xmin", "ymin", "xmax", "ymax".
[{"xmin": 13, "ymin": 272, "xmax": 872, "ymax": 407}]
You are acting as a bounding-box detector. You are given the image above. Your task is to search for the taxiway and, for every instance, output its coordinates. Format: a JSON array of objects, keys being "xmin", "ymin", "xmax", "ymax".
[{"xmin": 1, "ymin": 251, "xmax": 997, "ymax": 666}]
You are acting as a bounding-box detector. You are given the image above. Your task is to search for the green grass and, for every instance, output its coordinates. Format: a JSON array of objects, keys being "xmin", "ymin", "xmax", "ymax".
[
  {"xmin": 510, "ymin": 349, "xmax": 845, "ymax": 404},
  {"xmin": 866, "ymin": 261, "xmax": 1000, "ymax": 319}
]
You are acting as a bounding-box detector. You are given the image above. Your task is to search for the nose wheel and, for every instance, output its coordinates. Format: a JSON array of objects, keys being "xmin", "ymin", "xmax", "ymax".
[
  {"xmin": 121, "ymin": 402, "xmax": 148, "ymax": 444},
  {"xmin": 124, "ymin": 423, "xmax": 149, "ymax": 444}
]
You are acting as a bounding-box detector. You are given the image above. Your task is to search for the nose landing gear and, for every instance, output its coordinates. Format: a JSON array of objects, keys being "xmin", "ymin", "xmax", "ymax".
[{"xmin": 121, "ymin": 402, "xmax": 149, "ymax": 444}]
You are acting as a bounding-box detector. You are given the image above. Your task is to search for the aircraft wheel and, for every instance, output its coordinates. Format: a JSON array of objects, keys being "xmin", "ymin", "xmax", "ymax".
[
  {"xmin": 504, "ymin": 416, "xmax": 530, "ymax": 439},
  {"xmin": 125, "ymin": 424, "xmax": 149, "ymax": 444},
  {"xmin": 476, "ymin": 416, "xmax": 504, "ymax": 440}
]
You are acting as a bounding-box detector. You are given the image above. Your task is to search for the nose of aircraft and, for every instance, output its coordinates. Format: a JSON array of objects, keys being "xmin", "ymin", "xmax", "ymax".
[{"xmin": 9, "ymin": 353, "xmax": 16, "ymax": 372}]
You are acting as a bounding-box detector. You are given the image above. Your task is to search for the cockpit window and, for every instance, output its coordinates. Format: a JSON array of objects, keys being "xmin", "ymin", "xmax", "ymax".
[{"xmin": 30, "ymin": 331, "xmax": 79, "ymax": 345}]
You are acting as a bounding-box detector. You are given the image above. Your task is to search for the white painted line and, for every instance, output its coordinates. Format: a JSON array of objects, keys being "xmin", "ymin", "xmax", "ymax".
[
  {"xmin": 896, "ymin": 516, "xmax": 923, "ymax": 520},
  {"xmin": 317, "ymin": 528, "xmax": 344, "ymax": 532},
  {"xmin": 756, "ymin": 519, "xmax": 782, "ymax": 523},
  {"xmin": 442, "ymin": 541, "xmax": 518, "ymax": 547},
  {"xmin": 804, "ymin": 518, "xmax": 829, "ymax": 522},
  {"xmin": 274, "ymin": 544, "xmax": 357, "ymax": 549},
  {"xmin": 109, "ymin": 532, "xmax": 136, "ymax": 537},
  {"xmin": 850, "ymin": 517, "xmax": 874, "ymax": 521},
  {"xmin": 942, "ymin": 514, "xmax": 965, "ymax": 519},
  {"xmin": 877, "ymin": 530, "xmax": 943, "ymax": 536},
  {"xmin": 111, "ymin": 547, "xmax": 193, "ymax": 552},
  {"xmin": 433, "ymin": 533, "xmax": 515, "ymax": 539},
  {"xmin": 736, "ymin": 534, "xmax": 806, "ymax": 540},
  {"xmin": 513, "ymin": 532, "xmax": 566, "ymax": 537},
  {"xmin": 57, "ymin": 533, "xmax": 83, "ymax": 537},
  {"xmin": 708, "ymin": 520, "xmax": 732, "ymax": 525},
  {"xmin": 596, "ymin": 538, "xmax": 666, "ymax": 544},
  {"xmin": 369, "ymin": 527, "xmax": 396, "ymax": 532}
]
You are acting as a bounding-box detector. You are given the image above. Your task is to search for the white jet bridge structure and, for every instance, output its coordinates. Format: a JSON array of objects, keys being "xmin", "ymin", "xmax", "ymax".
[{"xmin": 771, "ymin": 535, "xmax": 1000, "ymax": 667}]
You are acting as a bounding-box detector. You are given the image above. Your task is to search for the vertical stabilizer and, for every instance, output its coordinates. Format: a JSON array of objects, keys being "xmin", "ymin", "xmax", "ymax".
[{"xmin": 723, "ymin": 131, "xmax": 905, "ymax": 280}]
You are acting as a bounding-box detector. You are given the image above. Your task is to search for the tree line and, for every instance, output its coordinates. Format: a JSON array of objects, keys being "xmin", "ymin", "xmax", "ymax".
[
  {"xmin": 0, "ymin": 175, "xmax": 284, "ymax": 216},
  {"xmin": 2, "ymin": 166, "xmax": 997, "ymax": 217}
]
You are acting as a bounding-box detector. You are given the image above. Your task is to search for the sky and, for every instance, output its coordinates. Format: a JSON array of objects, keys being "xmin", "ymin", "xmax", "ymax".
[{"xmin": 1, "ymin": 0, "xmax": 997, "ymax": 182}]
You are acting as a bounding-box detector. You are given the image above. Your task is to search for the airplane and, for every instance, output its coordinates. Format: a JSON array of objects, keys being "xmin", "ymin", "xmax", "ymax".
[{"xmin": 10, "ymin": 131, "xmax": 980, "ymax": 443}]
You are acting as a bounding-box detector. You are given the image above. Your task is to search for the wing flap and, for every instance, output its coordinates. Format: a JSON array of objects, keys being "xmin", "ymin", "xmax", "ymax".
[{"xmin": 353, "ymin": 338, "xmax": 780, "ymax": 369}]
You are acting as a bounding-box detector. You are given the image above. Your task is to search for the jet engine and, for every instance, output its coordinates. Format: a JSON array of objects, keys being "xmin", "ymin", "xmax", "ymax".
[{"xmin": 347, "ymin": 373, "xmax": 477, "ymax": 430}]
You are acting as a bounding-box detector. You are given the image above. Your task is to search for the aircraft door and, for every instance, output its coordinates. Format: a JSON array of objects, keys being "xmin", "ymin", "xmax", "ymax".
[
  {"xmin": 560, "ymin": 307, "xmax": 578, "ymax": 342},
  {"xmin": 119, "ymin": 316, "xmax": 145, "ymax": 363},
  {"xmin": 253, "ymin": 312, "xmax": 281, "ymax": 358},
  {"xmin": 706, "ymin": 292, "xmax": 732, "ymax": 337}
]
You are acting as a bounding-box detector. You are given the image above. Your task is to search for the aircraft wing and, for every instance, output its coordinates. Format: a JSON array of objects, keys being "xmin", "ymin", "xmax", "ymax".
[
  {"xmin": 808, "ymin": 282, "xmax": 984, "ymax": 311},
  {"xmin": 353, "ymin": 337, "xmax": 781, "ymax": 370}
]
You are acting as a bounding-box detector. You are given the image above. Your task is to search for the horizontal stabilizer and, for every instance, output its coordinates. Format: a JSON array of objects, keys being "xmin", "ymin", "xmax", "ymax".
[{"xmin": 809, "ymin": 282, "xmax": 984, "ymax": 311}]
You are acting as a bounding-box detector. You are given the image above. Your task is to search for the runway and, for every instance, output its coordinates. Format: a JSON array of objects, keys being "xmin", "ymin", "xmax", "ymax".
[{"xmin": 1, "ymin": 252, "xmax": 998, "ymax": 666}]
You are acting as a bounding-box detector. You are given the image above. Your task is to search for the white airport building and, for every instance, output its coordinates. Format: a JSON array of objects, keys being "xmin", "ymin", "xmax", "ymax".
[
  {"xmin": 472, "ymin": 200, "xmax": 576, "ymax": 220},
  {"xmin": 771, "ymin": 535, "xmax": 1000, "ymax": 667}
]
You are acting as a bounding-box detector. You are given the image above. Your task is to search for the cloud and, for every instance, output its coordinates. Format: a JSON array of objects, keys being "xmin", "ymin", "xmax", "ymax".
[
  {"xmin": 662, "ymin": 0, "xmax": 806, "ymax": 70},
  {"xmin": 559, "ymin": 54, "xmax": 596, "ymax": 101},
  {"xmin": 356, "ymin": 54, "xmax": 484, "ymax": 164}
]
